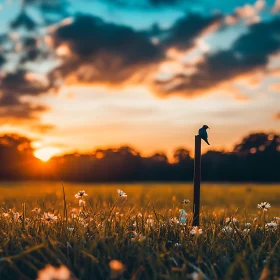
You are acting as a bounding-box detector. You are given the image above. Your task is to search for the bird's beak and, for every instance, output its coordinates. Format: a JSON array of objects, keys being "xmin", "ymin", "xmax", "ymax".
[{"xmin": 208, "ymin": 127, "xmax": 210, "ymax": 129}]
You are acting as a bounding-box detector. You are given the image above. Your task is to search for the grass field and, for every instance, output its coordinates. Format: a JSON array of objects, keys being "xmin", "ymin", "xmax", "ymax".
[{"xmin": 0, "ymin": 182, "xmax": 279, "ymax": 279}]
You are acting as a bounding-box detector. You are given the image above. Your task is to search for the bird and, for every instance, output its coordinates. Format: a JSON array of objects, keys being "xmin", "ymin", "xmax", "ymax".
[{"xmin": 198, "ymin": 125, "xmax": 210, "ymax": 145}]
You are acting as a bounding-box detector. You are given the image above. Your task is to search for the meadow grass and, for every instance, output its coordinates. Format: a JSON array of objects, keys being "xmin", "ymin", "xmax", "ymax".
[{"xmin": 0, "ymin": 182, "xmax": 279, "ymax": 280}]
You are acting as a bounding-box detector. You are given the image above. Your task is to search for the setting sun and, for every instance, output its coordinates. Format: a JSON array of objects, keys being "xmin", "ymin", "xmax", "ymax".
[{"xmin": 34, "ymin": 147, "xmax": 60, "ymax": 162}]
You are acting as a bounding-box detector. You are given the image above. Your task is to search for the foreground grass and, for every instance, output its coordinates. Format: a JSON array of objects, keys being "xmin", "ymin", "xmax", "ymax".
[{"xmin": 0, "ymin": 183, "xmax": 279, "ymax": 279}]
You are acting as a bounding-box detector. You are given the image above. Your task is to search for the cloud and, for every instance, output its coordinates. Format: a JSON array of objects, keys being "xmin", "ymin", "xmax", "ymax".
[
  {"xmin": 274, "ymin": 112, "xmax": 280, "ymax": 119},
  {"xmin": 49, "ymin": 14, "xmax": 163, "ymax": 86},
  {"xmin": 0, "ymin": 54, "xmax": 5, "ymax": 67},
  {"xmin": 10, "ymin": 11, "xmax": 37, "ymax": 30},
  {"xmin": 154, "ymin": 18, "xmax": 280, "ymax": 96},
  {"xmin": 0, "ymin": 70, "xmax": 50, "ymax": 120},
  {"xmin": 272, "ymin": 0, "xmax": 280, "ymax": 14},
  {"xmin": 48, "ymin": 13, "xmax": 221, "ymax": 88},
  {"xmin": 103, "ymin": 0, "xmax": 191, "ymax": 7},
  {"xmin": 225, "ymin": 0, "xmax": 265, "ymax": 26},
  {"xmin": 163, "ymin": 13, "xmax": 222, "ymax": 50}
]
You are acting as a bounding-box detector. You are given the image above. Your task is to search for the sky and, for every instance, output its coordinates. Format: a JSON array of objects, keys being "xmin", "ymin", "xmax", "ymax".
[{"xmin": 0, "ymin": 0, "xmax": 280, "ymax": 160}]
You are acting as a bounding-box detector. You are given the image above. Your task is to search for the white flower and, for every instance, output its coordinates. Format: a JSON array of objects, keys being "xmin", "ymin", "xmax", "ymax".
[
  {"xmin": 79, "ymin": 199, "xmax": 86, "ymax": 207},
  {"xmin": 169, "ymin": 217, "xmax": 179, "ymax": 224},
  {"xmin": 183, "ymin": 199, "xmax": 190, "ymax": 205},
  {"xmin": 226, "ymin": 217, "xmax": 238, "ymax": 223},
  {"xmin": 243, "ymin": 228, "xmax": 250, "ymax": 234},
  {"xmin": 75, "ymin": 190, "xmax": 88, "ymax": 199},
  {"xmin": 222, "ymin": 226, "xmax": 233, "ymax": 233},
  {"xmin": 244, "ymin": 223, "xmax": 251, "ymax": 227},
  {"xmin": 80, "ymin": 219, "xmax": 88, "ymax": 227},
  {"xmin": 43, "ymin": 212, "xmax": 58, "ymax": 222},
  {"xmin": 2, "ymin": 213, "xmax": 9, "ymax": 218},
  {"xmin": 131, "ymin": 231, "xmax": 146, "ymax": 242},
  {"xmin": 265, "ymin": 221, "xmax": 278, "ymax": 229},
  {"xmin": 257, "ymin": 202, "xmax": 271, "ymax": 211},
  {"xmin": 36, "ymin": 265, "xmax": 71, "ymax": 280},
  {"xmin": 189, "ymin": 272, "xmax": 200, "ymax": 280},
  {"xmin": 13, "ymin": 212, "xmax": 20, "ymax": 220},
  {"xmin": 117, "ymin": 189, "xmax": 127, "ymax": 198},
  {"xmin": 31, "ymin": 207, "xmax": 41, "ymax": 214},
  {"xmin": 190, "ymin": 226, "xmax": 203, "ymax": 236},
  {"xmin": 174, "ymin": 243, "xmax": 182, "ymax": 247},
  {"xmin": 68, "ymin": 227, "xmax": 74, "ymax": 232},
  {"xmin": 146, "ymin": 215, "xmax": 154, "ymax": 227}
]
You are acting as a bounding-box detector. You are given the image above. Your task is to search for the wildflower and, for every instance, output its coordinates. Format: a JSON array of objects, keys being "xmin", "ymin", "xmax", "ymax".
[
  {"xmin": 243, "ymin": 228, "xmax": 250, "ymax": 234},
  {"xmin": 131, "ymin": 231, "xmax": 146, "ymax": 242},
  {"xmin": 79, "ymin": 199, "xmax": 86, "ymax": 207},
  {"xmin": 174, "ymin": 243, "xmax": 182, "ymax": 247},
  {"xmin": 244, "ymin": 223, "xmax": 251, "ymax": 227},
  {"xmin": 265, "ymin": 221, "xmax": 278, "ymax": 229},
  {"xmin": 179, "ymin": 209, "xmax": 188, "ymax": 224},
  {"xmin": 31, "ymin": 207, "xmax": 41, "ymax": 214},
  {"xmin": 257, "ymin": 202, "xmax": 271, "ymax": 211},
  {"xmin": 189, "ymin": 272, "xmax": 201, "ymax": 280},
  {"xmin": 75, "ymin": 190, "xmax": 88, "ymax": 199},
  {"xmin": 183, "ymin": 199, "xmax": 190, "ymax": 205},
  {"xmin": 226, "ymin": 217, "xmax": 238, "ymax": 223},
  {"xmin": 13, "ymin": 212, "xmax": 20, "ymax": 220},
  {"xmin": 117, "ymin": 189, "xmax": 127, "ymax": 198},
  {"xmin": 274, "ymin": 217, "xmax": 280, "ymax": 222},
  {"xmin": 43, "ymin": 212, "xmax": 58, "ymax": 222},
  {"xmin": 169, "ymin": 217, "xmax": 179, "ymax": 224},
  {"xmin": 146, "ymin": 215, "xmax": 154, "ymax": 227},
  {"xmin": 222, "ymin": 226, "xmax": 233, "ymax": 233},
  {"xmin": 109, "ymin": 260, "xmax": 124, "ymax": 279},
  {"xmin": 190, "ymin": 226, "xmax": 203, "ymax": 236},
  {"xmin": 80, "ymin": 219, "xmax": 88, "ymax": 227},
  {"xmin": 2, "ymin": 213, "xmax": 9, "ymax": 218},
  {"xmin": 36, "ymin": 265, "xmax": 71, "ymax": 280},
  {"xmin": 68, "ymin": 227, "xmax": 74, "ymax": 232},
  {"xmin": 137, "ymin": 213, "xmax": 142, "ymax": 217}
]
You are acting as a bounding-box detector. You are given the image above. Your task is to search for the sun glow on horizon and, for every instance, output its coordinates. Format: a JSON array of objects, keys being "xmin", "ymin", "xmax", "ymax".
[{"xmin": 34, "ymin": 147, "xmax": 61, "ymax": 162}]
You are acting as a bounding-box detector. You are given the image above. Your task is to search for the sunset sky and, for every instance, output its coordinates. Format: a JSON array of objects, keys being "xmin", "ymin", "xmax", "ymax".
[{"xmin": 0, "ymin": 0, "xmax": 280, "ymax": 160}]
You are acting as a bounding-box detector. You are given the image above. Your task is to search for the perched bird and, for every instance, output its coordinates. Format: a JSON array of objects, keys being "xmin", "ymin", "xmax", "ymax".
[{"xmin": 198, "ymin": 125, "xmax": 210, "ymax": 145}]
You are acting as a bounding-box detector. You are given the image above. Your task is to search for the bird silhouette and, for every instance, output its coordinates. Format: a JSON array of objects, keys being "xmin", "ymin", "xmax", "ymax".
[{"xmin": 198, "ymin": 125, "xmax": 210, "ymax": 145}]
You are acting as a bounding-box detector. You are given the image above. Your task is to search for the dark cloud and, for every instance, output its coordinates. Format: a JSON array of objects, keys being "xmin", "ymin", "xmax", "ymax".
[
  {"xmin": 156, "ymin": 18, "xmax": 280, "ymax": 95},
  {"xmin": 10, "ymin": 11, "xmax": 37, "ymax": 30},
  {"xmin": 164, "ymin": 13, "xmax": 222, "ymax": 49},
  {"xmin": 0, "ymin": 103, "xmax": 48, "ymax": 121},
  {"xmin": 0, "ymin": 54, "xmax": 5, "ymax": 67},
  {"xmin": 49, "ymin": 13, "xmax": 220, "ymax": 86},
  {"xmin": 105, "ymin": 0, "xmax": 188, "ymax": 6},
  {"xmin": 51, "ymin": 14, "xmax": 163, "ymax": 85},
  {"xmin": 22, "ymin": 0, "xmax": 70, "ymax": 24},
  {"xmin": 0, "ymin": 70, "xmax": 50, "ymax": 120}
]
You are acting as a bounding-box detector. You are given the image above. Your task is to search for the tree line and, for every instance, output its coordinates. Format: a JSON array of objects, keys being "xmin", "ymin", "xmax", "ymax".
[{"xmin": 0, "ymin": 132, "xmax": 280, "ymax": 182}]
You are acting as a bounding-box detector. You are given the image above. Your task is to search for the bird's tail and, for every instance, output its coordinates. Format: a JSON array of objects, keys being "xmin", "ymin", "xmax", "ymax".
[{"xmin": 206, "ymin": 139, "xmax": 210, "ymax": 145}]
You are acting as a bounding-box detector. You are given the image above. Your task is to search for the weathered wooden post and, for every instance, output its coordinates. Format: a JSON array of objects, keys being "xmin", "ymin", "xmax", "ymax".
[{"xmin": 192, "ymin": 135, "xmax": 201, "ymax": 226}]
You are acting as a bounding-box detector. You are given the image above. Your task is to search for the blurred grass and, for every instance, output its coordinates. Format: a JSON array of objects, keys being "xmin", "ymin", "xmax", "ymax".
[
  {"xmin": 0, "ymin": 181, "xmax": 279, "ymax": 280},
  {"xmin": 0, "ymin": 181, "xmax": 280, "ymax": 214}
]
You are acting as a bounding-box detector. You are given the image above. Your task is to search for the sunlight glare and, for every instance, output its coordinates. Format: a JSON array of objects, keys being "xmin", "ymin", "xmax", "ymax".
[{"xmin": 34, "ymin": 147, "xmax": 60, "ymax": 162}]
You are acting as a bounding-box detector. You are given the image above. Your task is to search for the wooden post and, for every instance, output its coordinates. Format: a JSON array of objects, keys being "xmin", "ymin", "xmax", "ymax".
[{"xmin": 192, "ymin": 135, "xmax": 201, "ymax": 226}]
